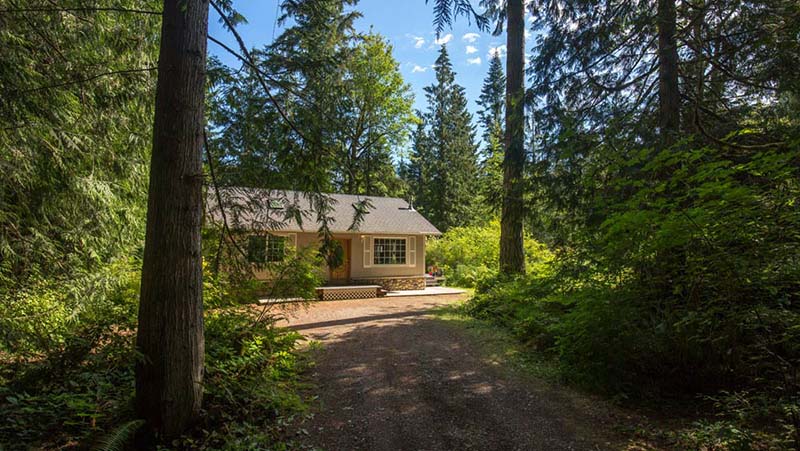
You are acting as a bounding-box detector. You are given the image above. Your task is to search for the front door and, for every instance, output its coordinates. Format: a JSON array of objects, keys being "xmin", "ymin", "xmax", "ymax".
[{"xmin": 329, "ymin": 238, "xmax": 351, "ymax": 283}]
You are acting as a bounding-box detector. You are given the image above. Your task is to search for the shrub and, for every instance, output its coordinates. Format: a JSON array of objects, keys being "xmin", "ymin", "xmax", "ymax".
[
  {"xmin": 0, "ymin": 252, "xmax": 316, "ymax": 449},
  {"xmin": 0, "ymin": 258, "xmax": 140, "ymax": 354},
  {"xmin": 466, "ymin": 274, "xmax": 565, "ymax": 352},
  {"xmin": 427, "ymin": 220, "xmax": 553, "ymax": 287}
]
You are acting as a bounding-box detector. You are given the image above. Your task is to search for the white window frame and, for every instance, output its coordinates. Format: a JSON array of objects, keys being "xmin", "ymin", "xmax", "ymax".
[
  {"xmin": 370, "ymin": 236, "xmax": 415, "ymax": 267},
  {"xmin": 248, "ymin": 232, "xmax": 297, "ymax": 265}
]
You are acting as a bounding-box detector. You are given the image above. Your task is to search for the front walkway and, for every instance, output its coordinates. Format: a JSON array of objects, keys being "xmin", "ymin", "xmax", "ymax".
[{"xmin": 385, "ymin": 286, "xmax": 465, "ymax": 297}]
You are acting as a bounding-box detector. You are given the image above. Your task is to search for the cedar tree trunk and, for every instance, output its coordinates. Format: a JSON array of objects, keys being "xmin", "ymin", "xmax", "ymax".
[
  {"xmin": 500, "ymin": 0, "xmax": 526, "ymax": 275},
  {"xmin": 135, "ymin": 0, "xmax": 209, "ymax": 438},
  {"xmin": 657, "ymin": 0, "xmax": 681, "ymax": 146}
]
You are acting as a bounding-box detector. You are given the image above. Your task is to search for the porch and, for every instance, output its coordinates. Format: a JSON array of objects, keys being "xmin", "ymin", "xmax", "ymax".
[{"xmin": 258, "ymin": 285, "xmax": 465, "ymax": 304}]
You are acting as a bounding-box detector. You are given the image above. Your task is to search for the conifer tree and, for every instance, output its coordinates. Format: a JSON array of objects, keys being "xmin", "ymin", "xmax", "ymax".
[
  {"xmin": 409, "ymin": 46, "xmax": 480, "ymax": 232},
  {"xmin": 428, "ymin": 0, "xmax": 527, "ymax": 274},
  {"xmin": 477, "ymin": 54, "xmax": 506, "ymax": 212}
]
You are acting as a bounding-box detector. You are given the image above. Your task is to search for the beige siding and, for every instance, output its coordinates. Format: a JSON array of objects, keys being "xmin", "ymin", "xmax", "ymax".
[
  {"xmin": 251, "ymin": 231, "xmax": 427, "ymax": 281},
  {"xmin": 251, "ymin": 232, "xmax": 320, "ymax": 280},
  {"xmin": 349, "ymin": 234, "xmax": 425, "ymax": 279}
]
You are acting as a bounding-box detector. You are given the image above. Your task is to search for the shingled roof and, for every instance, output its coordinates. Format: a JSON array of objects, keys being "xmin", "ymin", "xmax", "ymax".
[{"xmin": 206, "ymin": 188, "xmax": 441, "ymax": 235}]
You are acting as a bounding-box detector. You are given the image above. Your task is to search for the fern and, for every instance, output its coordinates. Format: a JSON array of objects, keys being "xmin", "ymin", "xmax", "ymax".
[{"xmin": 92, "ymin": 419, "xmax": 145, "ymax": 451}]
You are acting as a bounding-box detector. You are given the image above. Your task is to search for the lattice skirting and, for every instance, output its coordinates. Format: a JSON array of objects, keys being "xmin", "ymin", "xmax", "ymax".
[
  {"xmin": 352, "ymin": 276, "xmax": 426, "ymax": 291},
  {"xmin": 317, "ymin": 286, "xmax": 381, "ymax": 301}
]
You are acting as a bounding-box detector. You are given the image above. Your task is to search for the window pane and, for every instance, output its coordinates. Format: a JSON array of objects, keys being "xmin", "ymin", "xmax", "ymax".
[
  {"xmin": 266, "ymin": 235, "xmax": 286, "ymax": 263},
  {"xmin": 373, "ymin": 238, "xmax": 406, "ymax": 265},
  {"xmin": 247, "ymin": 235, "xmax": 267, "ymax": 264}
]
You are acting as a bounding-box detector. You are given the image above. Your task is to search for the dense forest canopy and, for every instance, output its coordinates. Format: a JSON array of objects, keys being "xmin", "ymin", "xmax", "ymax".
[
  {"xmin": 0, "ymin": 0, "xmax": 160, "ymax": 350},
  {"xmin": 206, "ymin": 1, "xmax": 416, "ymax": 198}
]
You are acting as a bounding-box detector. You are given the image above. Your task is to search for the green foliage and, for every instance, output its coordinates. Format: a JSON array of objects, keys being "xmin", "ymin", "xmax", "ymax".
[
  {"xmin": 0, "ymin": 319, "xmax": 139, "ymax": 449},
  {"xmin": 0, "ymin": 0, "xmax": 159, "ymax": 287},
  {"xmin": 93, "ymin": 420, "xmax": 145, "ymax": 451},
  {"xmin": 265, "ymin": 245, "xmax": 325, "ymax": 301},
  {"xmin": 426, "ymin": 219, "xmax": 553, "ymax": 287},
  {"xmin": 464, "ymin": 141, "xmax": 800, "ymax": 448},
  {"xmin": 403, "ymin": 46, "xmax": 482, "ymax": 231},
  {"xmin": 0, "ymin": 258, "xmax": 140, "ymax": 353},
  {"xmin": 207, "ymin": 3, "xmax": 414, "ymax": 198},
  {"xmin": 476, "ymin": 55, "xmax": 505, "ymax": 212},
  {"xmin": 466, "ymin": 275, "xmax": 564, "ymax": 351},
  {"xmin": 0, "ymin": 276, "xmax": 310, "ymax": 450},
  {"xmin": 181, "ymin": 309, "xmax": 307, "ymax": 451},
  {"xmin": 205, "ymin": 235, "xmax": 324, "ymax": 306}
]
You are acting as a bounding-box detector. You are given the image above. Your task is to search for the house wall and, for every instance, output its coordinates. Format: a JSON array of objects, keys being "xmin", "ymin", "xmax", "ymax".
[
  {"xmin": 253, "ymin": 231, "xmax": 428, "ymax": 290},
  {"xmin": 347, "ymin": 234, "xmax": 425, "ymax": 279}
]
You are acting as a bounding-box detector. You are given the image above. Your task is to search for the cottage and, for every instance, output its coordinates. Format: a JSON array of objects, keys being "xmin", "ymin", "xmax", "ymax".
[{"xmin": 208, "ymin": 188, "xmax": 441, "ymax": 291}]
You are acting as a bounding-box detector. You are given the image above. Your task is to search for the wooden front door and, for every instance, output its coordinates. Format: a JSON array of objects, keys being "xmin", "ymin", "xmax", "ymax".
[{"xmin": 329, "ymin": 238, "xmax": 351, "ymax": 282}]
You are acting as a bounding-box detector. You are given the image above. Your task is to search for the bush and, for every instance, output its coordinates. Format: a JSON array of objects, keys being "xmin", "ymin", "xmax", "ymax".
[
  {"xmin": 463, "ymin": 145, "xmax": 800, "ymax": 449},
  {"xmin": 0, "ymin": 257, "xmax": 315, "ymax": 450},
  {"xmin": 426, "ymin": 220, "xmax": 553, "ymax": 287},
  {"xmin": 466, "ymin": 274, "xmax": 566, "ymax": 352},
  {"xmin": 0, "ymin": 258, "xmax": 141, "ymax": 354}
]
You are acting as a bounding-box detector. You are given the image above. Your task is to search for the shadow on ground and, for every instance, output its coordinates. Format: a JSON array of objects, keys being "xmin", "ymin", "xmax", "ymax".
[{"xmin": 293, "ymin": 307, "xmax": 618, "ymax": 451}]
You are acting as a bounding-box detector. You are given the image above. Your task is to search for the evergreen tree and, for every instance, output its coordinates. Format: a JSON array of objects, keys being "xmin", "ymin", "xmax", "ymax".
[
  {"xmin": 429, "ymin": 0, "xmax": 527, "ymax": 274},
  {"xmin": 476, "ymin": 54, "xmax": 506, "ymax": 212},
  {"xmin": 136, "ymin": 0, "xmax": 208, "ymax": 437},
  {"xmin": 207, "ymin": 2, "xmax": 413, "ymax": 198},
  {"xmin": 477, "ymin": 54, "xmax": 505, "ymax": 146},
  {"xmin": 405, "ymin": 117, "xmax": 432, "ymax": 209},
  {"xmin": 0, "ymin": 0, "xmax": 159, "ymax": 286},
  {"xmin": 409, "ymin": 46, "xmax": 480, "ymax": 232}
]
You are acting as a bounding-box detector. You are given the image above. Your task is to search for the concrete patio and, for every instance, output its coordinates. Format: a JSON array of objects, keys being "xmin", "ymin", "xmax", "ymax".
[{"xmin": 384, "ymin": 286, "xmax": 465, "ymax": 297}]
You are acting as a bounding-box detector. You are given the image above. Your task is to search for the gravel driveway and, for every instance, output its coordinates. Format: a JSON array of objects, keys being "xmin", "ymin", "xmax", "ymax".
[{"xmin": 277, "ymin": 294, "xmax": 621, "ymax": 451}]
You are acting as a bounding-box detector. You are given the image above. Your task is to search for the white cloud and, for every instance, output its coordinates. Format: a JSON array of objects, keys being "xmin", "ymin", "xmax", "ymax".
[
  {"xmin": 434, "ymin": 33, "xmax": 453, "ymax": 45},
  {"xmin": 466, "ymin": 45, "xmax": 478, "ymax": 54},
  {"xmin": 462, "ymin": 32, "xmax": 480, "ymax": 43},
  {"xmin": 405, "ymin": 34, "xmax": 426, "ymax": 49},
  {"xmin": 488, "ymin": 44, "xmax": 507, "ymax": 58},
  {"xmin": 411, "ymin": 65, "xmax": 428, "ymax": 73},
  {"xmin": 467, "ymin": 57, "xmax": 482, "ymax": 65}
]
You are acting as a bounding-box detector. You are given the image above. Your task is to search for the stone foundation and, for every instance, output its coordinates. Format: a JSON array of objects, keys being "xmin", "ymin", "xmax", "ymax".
[{"xmin": 352, "ymin": 276, "xmax": 425, "ymax": 291}]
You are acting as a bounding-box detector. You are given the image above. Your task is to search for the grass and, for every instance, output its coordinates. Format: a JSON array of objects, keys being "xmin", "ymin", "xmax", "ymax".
[{"xmin": 431, "ymin": 300, "xmax": 561, "ymax": 383}]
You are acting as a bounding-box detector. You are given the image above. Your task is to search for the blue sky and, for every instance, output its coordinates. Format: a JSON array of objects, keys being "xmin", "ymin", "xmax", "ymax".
[{"xmin": 208, "ymin": 0, "xmax": 521, "ymax": 119}]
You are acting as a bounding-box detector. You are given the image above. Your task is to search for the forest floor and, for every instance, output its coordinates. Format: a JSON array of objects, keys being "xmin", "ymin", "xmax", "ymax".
[{"xmin": 276, "ymin": 294, "xmax": 659, "ymax": 451}]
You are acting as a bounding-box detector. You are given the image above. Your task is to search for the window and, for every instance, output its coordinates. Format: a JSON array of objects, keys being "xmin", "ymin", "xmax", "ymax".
[
  {"xmin": 247, "ymin": 234, "xmax": 286, "ymax": 264},
  {"xmin": 266, "ymin": 235, "xmax": 286, "ymax": 262},
  {"xmin": 373, "ymin": 238, "xmax": 406, "ymax": 265}
]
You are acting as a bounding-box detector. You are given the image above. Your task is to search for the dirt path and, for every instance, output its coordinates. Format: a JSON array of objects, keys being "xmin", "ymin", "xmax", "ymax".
[{"xmin": 278, "ymin": 294, "xmax": 622, "ymax": 451}]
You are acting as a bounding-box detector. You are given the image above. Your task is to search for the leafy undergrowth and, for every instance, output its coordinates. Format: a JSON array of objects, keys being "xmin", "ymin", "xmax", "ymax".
[
  {"xmin": 459, "ymin": 275, "xmax": 799, "ymax": 451},
  {"xmin": 0, "ymin": 308, "xmax": 312, "ymax": 450},
  {"xmin": 436, "ymin": 300, "xmax": 797, "ymax": 451}
]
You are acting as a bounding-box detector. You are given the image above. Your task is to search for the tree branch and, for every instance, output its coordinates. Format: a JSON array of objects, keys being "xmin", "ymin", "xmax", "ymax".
[
  {"xmin": 19, "ymin": 67, "xmax": 157, "ymax": 94},
  {"xmin": 0, "ymin": 7, "xmax": 161, "ymax": 15},
  {"xmin": 208, "ymin": 1, "xmax": 313, "ymax": 146}
]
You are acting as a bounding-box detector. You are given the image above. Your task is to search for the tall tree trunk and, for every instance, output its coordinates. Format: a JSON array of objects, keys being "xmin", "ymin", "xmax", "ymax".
[
  {"xmin": 689, "ymin": 0, "xmax": 706, "ymax": 134},
  {"xmin": 500, "ymin": 0, "xmax": 526, "ymax": 275},
  {"xmin": 135, "ymin": 0, "xmax": 208, "ymax": 438},
  {"xmin": 657, "ymin": 0, "xmax": 681, "ymax": 146}
]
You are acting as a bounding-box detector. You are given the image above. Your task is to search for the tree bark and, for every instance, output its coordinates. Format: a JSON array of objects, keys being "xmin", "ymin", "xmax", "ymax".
[
  {"xmin": 135, "ymin": 0, "xmax": 208, "ymax": 438},
  {"xmin": 657, "ymin": 0, "xmax": 681, "ymax": 146},
  {"xmin": 500, "ymin": 0, "xmax": 526, "ymax": 275}
]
